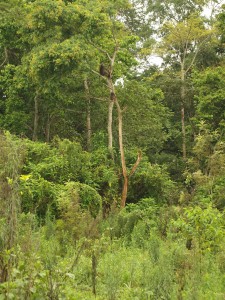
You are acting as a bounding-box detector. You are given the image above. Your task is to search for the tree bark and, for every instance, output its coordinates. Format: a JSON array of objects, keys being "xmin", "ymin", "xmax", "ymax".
[
  {"xmin": 180, "ymin": 67, "xmax": 186, "ymax": 160},
  {"xmin": 32, "ymin": 93, "xmax": 39, "ymax": 141},
  {"xmin": 92, "ymin": 251, "xmax": 97, "ymax": 296},
  {"xmin": 108, "ymin": 99, "xmax": 114, "ymax": 155},
  {"xmin": 106, "ymin": 78, "xmax": 115, "ymax": 159},
  {"xmin": 84, "ymin": 78, "xmax": 92, "ymax": 151},
  {"xmin": 45, "ymin": 114, "xmax": 51, "ymax": 143},
  {"xmin": 93, "ymin": 46, "xmax": 141, "ymax": 207},
  {"xmin": 115, "ymin": 98, "xmax": 128, "ymax": 207},
  {"xmin": 114, "ymin": 93, "xmax": 141, "ymax": 208},
  {"xmin": 181, "ymin": 106, "xmax": 186, "ymax": 160}
]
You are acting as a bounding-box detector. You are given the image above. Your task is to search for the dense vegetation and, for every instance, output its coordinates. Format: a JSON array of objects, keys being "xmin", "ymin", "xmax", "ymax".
[{"xmin": 0, "ymin": 0, "xmax": 225, "ymax": 299}]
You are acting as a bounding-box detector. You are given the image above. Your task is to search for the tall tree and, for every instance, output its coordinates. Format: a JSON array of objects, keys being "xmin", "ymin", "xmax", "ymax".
[
  {"xmin": 159, "ymin": 14, "xmax": 213, "ymax": 159},
  {"xmin": 83, "ymin": 0, "xmax": 144, "ymax": 206}
]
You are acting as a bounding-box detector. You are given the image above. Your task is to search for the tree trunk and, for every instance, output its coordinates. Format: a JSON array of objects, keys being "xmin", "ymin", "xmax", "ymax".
[
  {"xmin": 45, "ymin": 114, "xmax": 51, "ymax": 143},
  {"xmin": 108, "ymin": 99, "xmax": 114, "ymax": 157},
  {"xmin": 106, "ymin": 75, "xmax": 141, "ymax": 208},
  {"xmin": 180, "ymin": 67, "xmax": 186, "ymax": 160},
  {"xmin": 115, "ymin": 97, "xmax": 141, "ymax": 208},
  {"xmin": 107, "ymin": 78, "xmax": 115, "ymax": 160},
  {"xmin": 115, "ymin": 99, "xmax": 128, "ymax": 208},
  {"xmin": 181, "ymin": 106, "xmax": 186, "ymax": 160},
  {"xmin": 32, "ymin": 93, "xmax": 39, "ymax": 141},
  {"xmin": 95, "ymin": 47, "xmax": 141, "ymax": 207},
  {"xmin": 92, "ymin": 251, "xmax": 97, "ymax": 296},
  {"xmin": 0, "ymin": 47, "xmax": 9, "ymax": 67},
  {"xmin": 84, "ymin": 79, "xmax": 92, "ymax": 151}
]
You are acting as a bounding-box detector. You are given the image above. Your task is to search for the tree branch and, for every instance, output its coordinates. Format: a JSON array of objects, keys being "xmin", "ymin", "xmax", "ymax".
[
  {"xmin": 88, "ymin": 40, "xmax": 112, "ymax": 61},
  {"xmin": 129, "ymin": 150, "xmax": 142, "ymax": 177},
  {"xmin": 185, "ymin": 35, "xmax": 211, "ymax": 74},
  {"xmin": 0, "ymin": 48, "xmax": 9, "ymax": 67}
]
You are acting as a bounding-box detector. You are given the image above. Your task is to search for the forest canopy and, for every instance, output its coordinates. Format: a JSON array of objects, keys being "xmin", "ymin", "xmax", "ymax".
[{"xmin": 0, "ymin": 0, "xmax": 225, "ymax": 299}]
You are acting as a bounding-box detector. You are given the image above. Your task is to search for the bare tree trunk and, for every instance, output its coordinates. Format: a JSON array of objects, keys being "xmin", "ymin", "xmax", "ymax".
[
  {"xmin": 84, "ymin": 78, "xmax": 92, "ymax": 151},
  {"xmin": 45, "ymin": 114, "xmax": 51, "ymax": 143},
  {"xmin": 92, "ymin": 251, "xmax": 97, "ymax": 296},
  {"xmin": 114, "ymin": 94, "xmax": 141, "ymax": 208},
  {"xmin": 106, "ymin": 53, "xmax": 141, "ymax": 207},
  {"xmin": 93, "ymin": 46, "xmax": 141, "ymax": 207},
  {"xmin": 32, "ymin": 93, "xmax": 39, "ymax": 141},
  {"xmin": 181, "ymin": 106, "xmax": 186, "ymax": 159},
  {"xmin": 108, "ymin": 99, "xmax": 114, "ymax": 154},
  {"xmin": 115, "ymin": 98, "xmax": 128, "ymax": 207},
  {"xmin": 106, "ymin": 78, "xmax": 115, "ymax": 159},
  {"xmin": 181, "ymin": 67, "xmax": 186, "ymax": 160}
]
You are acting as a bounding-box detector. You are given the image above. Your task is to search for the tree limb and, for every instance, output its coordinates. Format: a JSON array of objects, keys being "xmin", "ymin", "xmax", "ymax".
[
  {"xmin": 129, "ymin": 150, "xmax": 142, "ymax": 177},
  {"xmin": 185, "ymin": 35, "xmax": 211, "ymax": 74},
  {"xmin": 0, "ymin": 48, "xmax": 9, "ymax": 67},
  {"xmin": 88, "ymin": 40, "xmax": 112, "ymax": 61}
]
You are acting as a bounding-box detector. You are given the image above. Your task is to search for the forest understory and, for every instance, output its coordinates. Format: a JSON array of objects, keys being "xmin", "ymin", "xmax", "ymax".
[{"xmin": 0, "ymin": 0, "xmax": 225, "ymax": 299}]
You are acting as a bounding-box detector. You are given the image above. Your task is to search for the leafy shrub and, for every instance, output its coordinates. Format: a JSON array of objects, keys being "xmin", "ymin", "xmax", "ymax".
[
  {"xmin": 23, "ymin": 138, "xmax": 92, "ymax": 184},
  {"xmin": 56, "ymin": 182, "xmax": 101, "ymax": 242},
  {"xmin": 128, "ymin": 160, "xmax": 177, "ymax": 205},
  {"xmin": 90, "ymin": 147, "xmax": 119, "ymax": 202},
  {"xmin": 170, "ymin": 204, "xmax": 225, "ymax": 252},
  {"xmin": 20, "ymin": 174, "xmax": 61, "ymax": 218},
  {"xmin": 112, "ymin": 198, "xmax": 159, "ymax": 243},
  {"xmin": 57, "ymin": 181, "xmax": 102, "ymax": 218}
]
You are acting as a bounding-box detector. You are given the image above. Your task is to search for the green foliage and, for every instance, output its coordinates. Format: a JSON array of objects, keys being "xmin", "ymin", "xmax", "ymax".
[
  {"xmin": 23, "ymin": 138, "xmax": 92, "ymax": 183},
  {"xmin": 217, "ymin": 4, "xmax": 225, "ymax": 47},
  {"xmin": 90, "ymin": 146, "xmax": 119, "ymax": 203},
  {"xmin": 118, "ymin": 80, "xmax": 171, "ymax": 153},
  {"xmin": 186, "ymin": 127, "xmax": 225, "ymax": 209},
  {"xmin": 160, "ymin": 13, "xmax": 211, "ymax": 64},
  {"xmin": 193, "ymin": 65, "xmax": 225, "ymax": 130},
  {"xmin": 20, "ymin": 174, "xmax": 60, "ymax": 217},
  {"xmin": 57, "ymin": 181, "xmax": 102, "ymax": 218},
  {"xmin": 111, "ymin": 198, "xmax": 159, "ymax": 243},
  {"xmin": 170, "ymin": 204, "xmax": 225, "ymax": 252},
  {"xmin": 1, "ymin": 1, "xmax": 225, "ymax": 299},
  {"xmin": 97, "ymin": 241, "xmax": 178, "ymax": 300},
  {"xmin": 18, "ymin": 138, "xmax": 110, "ymax": 219},
  {"xmin": 128, "ymin": 157, "xmax": 177, "ymax": 205}
]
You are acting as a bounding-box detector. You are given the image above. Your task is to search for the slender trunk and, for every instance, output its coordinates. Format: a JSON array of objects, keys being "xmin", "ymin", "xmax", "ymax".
[
  {"xmin": 107, "ymin": 78, "xmax": 141, "ymax": 208},
  {"xmin": 181, "ymin": 67, "xmax": 186, "ymax": 160},
  {"xmin": 106, "ymin": 74, "xmax": 128, "ymax": 205},
  {"xmin": 181, "ymin": 106, "xmax": 186, "ymax": 159},
  {"xmin": 92, "ymin": 252, "xmax": 97, "ymax": 296},
  {"xmin": 108, "ymin": 99, "xmax": 114, "ymax": 156},
  {"xmin": 96, "ymin": 48, "xmax": 141, "ymax": 207},
  {"xmin": 32, "ymin": 93, "xmax": 39, "ymax": 141},
  {"xmin": 107, "ymin": 78, "xmax": 115, "ymax": 159},
  {"xmin": 115, "ymin": 99, "xmax": 128, "ymax": 208},
  {"xmin": 45, "ymin": 114, "xmax": 51, "ymax": 143},
  {"xmin": 84, "ymin": 79, "xmax": 92, "ymax": 151},
  {"xmin": 115, "ymin": 98, "xmax": 142, "ymax": 207},
  {"xmin": 0, "ymin": 47, "xmax": 9, "ymax": 67}
]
